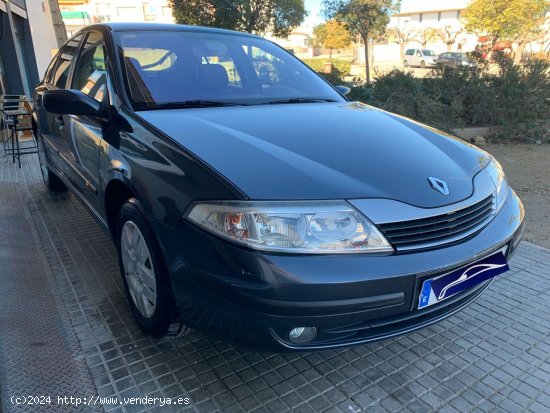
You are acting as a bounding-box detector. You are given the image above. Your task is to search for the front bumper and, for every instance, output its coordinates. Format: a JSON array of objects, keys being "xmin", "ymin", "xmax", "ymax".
[{"xmin": 157, "ymin": 190, "xmax": 524, "ymax": 352}]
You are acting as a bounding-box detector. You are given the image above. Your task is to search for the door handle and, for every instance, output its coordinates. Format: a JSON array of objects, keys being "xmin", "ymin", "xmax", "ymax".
[{"xmin": 55, "ymin": 115, "xmax": 65, "ymax": 127}]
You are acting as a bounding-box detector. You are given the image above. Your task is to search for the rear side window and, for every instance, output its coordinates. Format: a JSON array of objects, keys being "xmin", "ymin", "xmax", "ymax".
[
  {"xmin": 405, "ymin": 49, "xmax": 414, "ymax": 56},
  {"xmin": 50, "ymin": 34, "xmax": 84, "ymax": 88}
]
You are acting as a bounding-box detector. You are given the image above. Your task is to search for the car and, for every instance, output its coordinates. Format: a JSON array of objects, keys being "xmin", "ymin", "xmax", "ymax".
[
  {"xmin": 403, "ymin": 48, "xmax": 438, "ymax": 68},
  {"xmin": 33, "ymin": 23, "xmax": 524, "ymax": 352},
  {"xmin": 437, "ymin": 52, "xmax": 474, "ymax": 68}
]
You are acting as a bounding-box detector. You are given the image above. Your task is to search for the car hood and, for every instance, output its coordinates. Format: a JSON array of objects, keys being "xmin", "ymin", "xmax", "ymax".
[{"xmin": 137, "ymin": 102, "xmax": 489, "ymax": 207}]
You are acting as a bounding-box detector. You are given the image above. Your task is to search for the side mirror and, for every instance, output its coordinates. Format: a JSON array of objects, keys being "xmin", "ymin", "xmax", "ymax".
[
  {"xmin": 335, "ymin": 85, "xmax": 351, "ymax": 96},
  {"xmin": 43, "ymin": 89, "xmax": 105, "ymax": 117}
]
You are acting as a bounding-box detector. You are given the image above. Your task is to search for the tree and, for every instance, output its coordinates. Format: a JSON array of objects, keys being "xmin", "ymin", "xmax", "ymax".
[
  {"xmin": 323, "ymin": 20, "xmax": 352, "ymax": 58},
  {"xmin": 386, "ymin": 26, "xmax": 417, "ymax": 61},
  {"xmin": 462, "ymin": 0, "xmax": 546, "ymax": 62},
  {"xmin": 169, "ymin": 0, "xmax": 307, "ymax": 37},
  {"xmin": 312, "ymin": 23, "xmax": 328, "ymax": 47},
  {"xmin": 436, "ymin": 25, "xmax": 463, "ymax": 52},
  {"xmin": 415, "ymin": 27, "xmax": 440, "ymax": 47},
  {"xmin": 323, "ymin": 0, "xmax": 399, "ymax": 84}
]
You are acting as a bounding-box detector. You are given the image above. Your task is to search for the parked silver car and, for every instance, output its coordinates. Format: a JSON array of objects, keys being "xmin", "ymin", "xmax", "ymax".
[{"xmin": 404, "ymin": 48, "xmax": 438, "ymax": 68}]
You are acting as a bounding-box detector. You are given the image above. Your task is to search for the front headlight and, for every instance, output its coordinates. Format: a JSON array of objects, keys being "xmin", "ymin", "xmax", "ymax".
[
  {"xmin": 484, "ymin": 158, "xmax": 509, "ymax": 213},
  {"xmin": 186, "ymin": 201, "xmax": 393, "ymax": 254}
]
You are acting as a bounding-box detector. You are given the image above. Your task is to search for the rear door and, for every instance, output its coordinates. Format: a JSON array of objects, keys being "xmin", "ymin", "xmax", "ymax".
[{"xmin": 62, "ymin": 30, "xmax": 109, "ymax": 212}]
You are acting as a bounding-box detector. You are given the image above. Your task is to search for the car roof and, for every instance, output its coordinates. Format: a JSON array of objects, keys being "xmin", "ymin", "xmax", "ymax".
[{"xmin": 84, "ymin": 22, "xmax": 260, "ymax": 39}]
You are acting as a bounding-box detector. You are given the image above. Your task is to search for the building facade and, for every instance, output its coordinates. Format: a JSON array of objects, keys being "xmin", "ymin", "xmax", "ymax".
[
  {"xmin": 0, "ymin": 0, "xmax": 60, "ymax": 97},
  {"xmin": 372, "ymin": 0, "xmax": 550, "ymax": 63},
  {"xmin": 58, "ymin": 0, "xmax": 174, "ymax": 36}
]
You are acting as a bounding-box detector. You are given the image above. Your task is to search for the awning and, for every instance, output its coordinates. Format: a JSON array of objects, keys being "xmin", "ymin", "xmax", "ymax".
[{"xmin": 61, "ymin": 10, "xmax": 89, "ymax": 19}]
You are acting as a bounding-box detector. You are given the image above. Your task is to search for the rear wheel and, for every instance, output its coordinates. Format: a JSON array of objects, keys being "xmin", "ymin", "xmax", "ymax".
[
  {"xmin": 403, "ymin": 60, "xmax": 408, "ymax": 67},
  {"xmin": 36, "ymin": 134, "xmax": 67, "ymax": 192},
  {"xmin": 420, "ymin": 60, "xmax": 426, "ymax": 69},
  {"xmin": 116, "ymin": 199, "xmax": 175, "ymax": 337}
]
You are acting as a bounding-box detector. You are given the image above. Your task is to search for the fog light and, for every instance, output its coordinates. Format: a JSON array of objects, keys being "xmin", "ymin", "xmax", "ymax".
[{"xmin": 288, "ymin": 327, "xmax": 318, "ymax": 344}]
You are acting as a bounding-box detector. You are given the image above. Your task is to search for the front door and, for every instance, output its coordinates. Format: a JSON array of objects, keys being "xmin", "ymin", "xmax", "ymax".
[
  {"xmin": 413, "ymin": 50, "xmax": 422, "ymax": 66},
  {"xmin": 62, "ymin": 30, "xmax": 109, "ymax": 213}
]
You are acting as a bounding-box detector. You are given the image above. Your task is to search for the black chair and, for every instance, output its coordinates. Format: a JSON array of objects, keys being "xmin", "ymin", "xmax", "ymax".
[{"xmin": 1, "ymin": 95, "xmax": 37, "ymax": 168}]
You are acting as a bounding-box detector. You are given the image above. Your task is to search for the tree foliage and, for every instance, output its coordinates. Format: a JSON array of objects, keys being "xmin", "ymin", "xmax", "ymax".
[
  {"xmin": 312, "ymin": 22, "xmax": 328, "ymax": 47},
  {"xmin": 169, "ymin": 0, "xmax": 307, "ymax": 37},
  {"xmin": 314, "ymin": 20, "xmax": 352, "ymax": 55},
  {"xmin": 322, "ymin": 0, "xmax": 399, "ymax": 84},
  {"xmin": 415, "ymin": 27, "xmax": 441, "ymax": 47},
  {"xmin": 462, "ymin": 0, "xmax": 547, "ymax": 44},
  {"xmin": 169, "ymin": 0, "xmax": 218, "ymax": 27}
]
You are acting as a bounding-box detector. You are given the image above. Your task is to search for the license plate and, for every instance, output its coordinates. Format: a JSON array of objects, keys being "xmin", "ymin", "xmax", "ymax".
[{"xmin": 418, "ymin": 248, "xmax": 509, "ymax": 309}]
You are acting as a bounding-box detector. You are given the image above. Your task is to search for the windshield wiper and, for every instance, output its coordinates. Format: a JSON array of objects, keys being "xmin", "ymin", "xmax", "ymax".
[
  {"xmin": 149, "ymin": 100, "xmax": 245, "ymax": 109},
  {"xmin": 260, "ymin": 97, "xmax": 339, "ymax": 105}
]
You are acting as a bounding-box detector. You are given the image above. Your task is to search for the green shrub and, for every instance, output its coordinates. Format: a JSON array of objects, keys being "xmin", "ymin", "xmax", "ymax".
[
  {"xmin": 301, "ymin": 59, "xmax": 351, "ymax": 81},
  {"xmin": 347, "ymin": 58, "xmax": 550, "ymax": 142}
]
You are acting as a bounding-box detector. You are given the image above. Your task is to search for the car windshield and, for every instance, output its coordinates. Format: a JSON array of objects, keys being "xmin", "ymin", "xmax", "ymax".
[
  {"xmin": 116, "ymin": 30, "xmax": 344, "ymax": 110},
  {"xmin": 422, "ymin": 50, "xmax": 437, "ymax": 56}
]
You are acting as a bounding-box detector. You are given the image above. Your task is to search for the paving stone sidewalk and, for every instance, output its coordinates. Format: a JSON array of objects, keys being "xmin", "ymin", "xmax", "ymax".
[{"xmin": 1, "ymin": 153, "xmax": 549, "ymax": 413}]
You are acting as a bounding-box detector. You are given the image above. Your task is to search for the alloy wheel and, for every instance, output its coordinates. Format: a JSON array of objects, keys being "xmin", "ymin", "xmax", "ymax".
[{"xmin": 121, "ymin": 221, "xmax": 157, "ymax": 318}]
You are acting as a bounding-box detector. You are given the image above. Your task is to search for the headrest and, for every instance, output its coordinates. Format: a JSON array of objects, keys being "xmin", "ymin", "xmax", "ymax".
[{"xmin": 198, "ymin": 64, "xmax": 229, "ymax": 88}]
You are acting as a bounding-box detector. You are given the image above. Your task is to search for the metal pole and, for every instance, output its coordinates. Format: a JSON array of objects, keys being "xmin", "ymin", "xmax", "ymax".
[
  {"xmin": 0, "ymin": 54, "xmax": 7, "ymax": 95},
  {"xmin": 5, "ymin": 0, "xmax": 31, "ymax": 97}
]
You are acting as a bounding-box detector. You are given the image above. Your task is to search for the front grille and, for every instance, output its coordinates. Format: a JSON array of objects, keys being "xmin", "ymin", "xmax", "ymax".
[{"xmin": 379, "ymin": 194, "xmax": 495, "ymax": 251}]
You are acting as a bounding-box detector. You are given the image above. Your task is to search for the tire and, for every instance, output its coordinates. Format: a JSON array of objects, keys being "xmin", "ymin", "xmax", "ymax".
[
  {"xmin": 36, "ymin": 133, "xmax": 67, "ymax": 192},
  {"xmin": 116, "ymin": 198, "xmax": 175, "ymax": 337},
  {"xmin": 420, "ymin": 60, "xmax": 426, "ymax": 69},
  {"xmin": 403, "ymin": 60, "xmax": 408, "ymax": 67}
]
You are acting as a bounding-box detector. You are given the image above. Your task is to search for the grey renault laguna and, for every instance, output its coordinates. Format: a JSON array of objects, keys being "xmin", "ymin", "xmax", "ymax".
[{"xmin": 33, "ymin": 23, "xmax": 524, "ymax": 351}]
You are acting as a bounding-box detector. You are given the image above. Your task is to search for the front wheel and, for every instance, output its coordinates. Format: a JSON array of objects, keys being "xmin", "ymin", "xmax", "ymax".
[
  {"xmin": 36, "ymin": 134, "xmax": 67, "ymax": 192},
  {"xmin": 116, "ymin": 199, "xmax": 175, "ymax": 337}
]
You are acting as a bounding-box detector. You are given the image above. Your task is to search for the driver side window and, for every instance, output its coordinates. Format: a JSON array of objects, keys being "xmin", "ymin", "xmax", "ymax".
[
  {"xmin": 50, "ymin": 34, "xmax": 84, "ymax": 88},
  {"xmin": 72, "ymin": 31, "xmax": 108, "ymax": 103}
]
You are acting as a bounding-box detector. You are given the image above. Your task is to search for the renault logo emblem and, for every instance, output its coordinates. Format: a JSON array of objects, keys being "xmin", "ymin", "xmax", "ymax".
[{"xmin": 428, "ymin": 177, "xmax": 450, "ymax": 195}]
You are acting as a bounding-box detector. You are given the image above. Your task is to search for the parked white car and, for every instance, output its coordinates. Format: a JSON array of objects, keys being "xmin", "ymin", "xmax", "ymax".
[{"xmin": 403, "ymin": 49, "xmax": 438, "ymax": 68}]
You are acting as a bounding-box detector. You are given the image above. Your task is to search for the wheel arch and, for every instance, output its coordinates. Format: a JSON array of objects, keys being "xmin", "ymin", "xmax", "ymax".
[
  {"xmin": 102, "ymin": 176, "xmax": 172, "ymax": 274},
  {"xmin": 103, "ymin": 177, "xmax": 139, "ymax": 239}
]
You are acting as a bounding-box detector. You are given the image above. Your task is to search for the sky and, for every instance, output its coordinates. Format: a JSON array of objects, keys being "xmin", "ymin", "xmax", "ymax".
[
  {"xmin": 302, "ymin": 0, "xmax": 324, "ymax": 31},
  {"xmin": 302, "ymin": 0, "xmax": 417, "ymax": 31}
]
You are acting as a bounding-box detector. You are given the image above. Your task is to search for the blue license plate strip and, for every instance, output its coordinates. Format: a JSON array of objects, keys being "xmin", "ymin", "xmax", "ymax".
[{"xmin": 418, "ymin": 247, "xmax": 509, "ymax": 309}]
